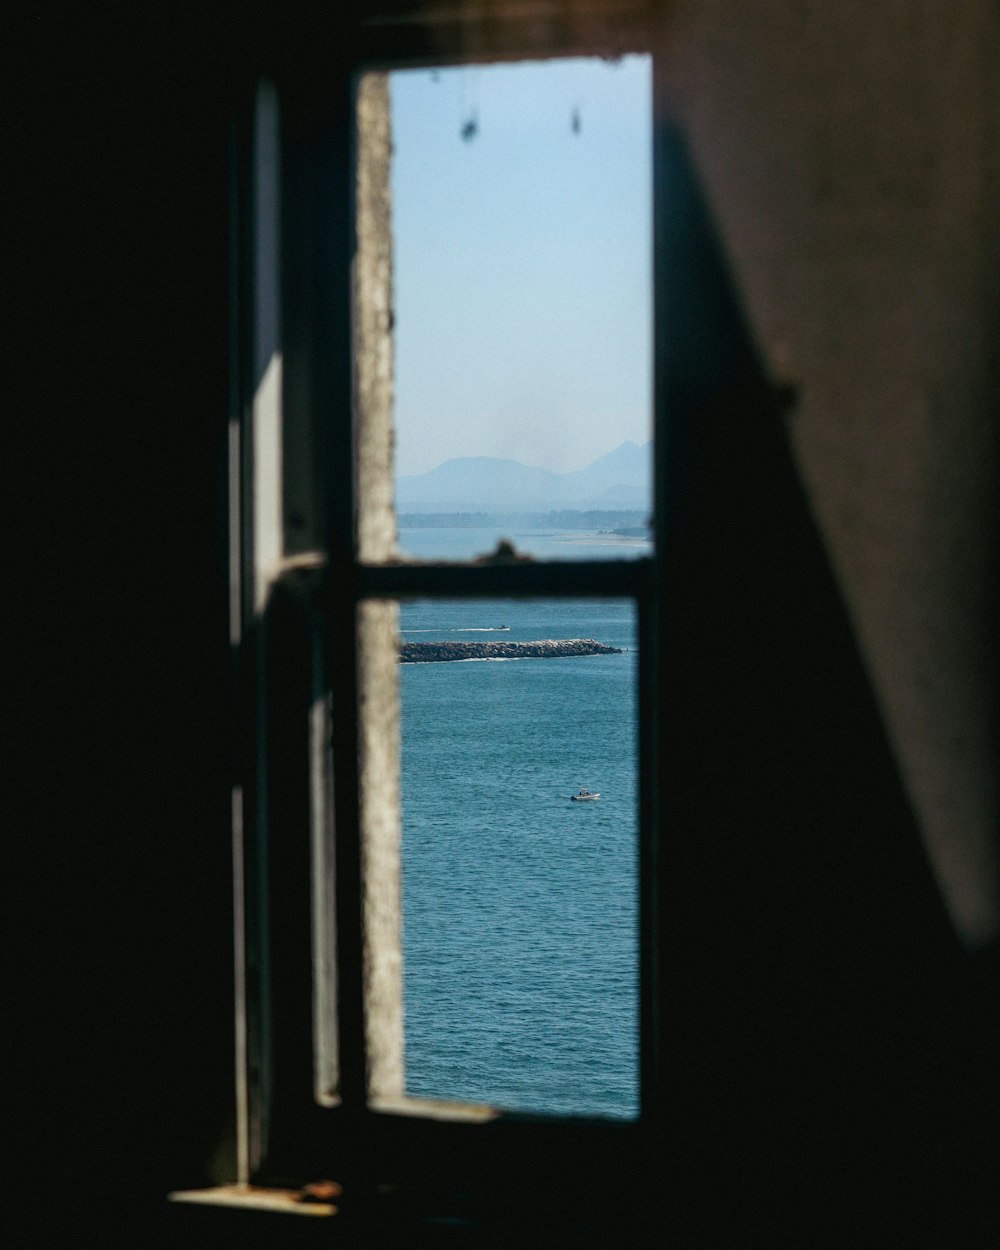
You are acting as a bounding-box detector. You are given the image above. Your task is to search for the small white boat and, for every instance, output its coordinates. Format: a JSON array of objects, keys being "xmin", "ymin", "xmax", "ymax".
[{"xmin": 570, "ymin": 788, "xmax": 600, "ymax": 801}]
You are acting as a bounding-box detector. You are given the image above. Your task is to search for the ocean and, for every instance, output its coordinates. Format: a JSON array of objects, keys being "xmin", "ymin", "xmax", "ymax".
[{"xmin": 397, "ymin": 526, "xmax": 646, "ymax": 1119}]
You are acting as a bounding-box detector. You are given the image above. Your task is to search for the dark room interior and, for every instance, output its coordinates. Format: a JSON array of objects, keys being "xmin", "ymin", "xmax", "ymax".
[{"xmin": 10, "ymin": 2, "xmax": 998, "ymax": 1245}]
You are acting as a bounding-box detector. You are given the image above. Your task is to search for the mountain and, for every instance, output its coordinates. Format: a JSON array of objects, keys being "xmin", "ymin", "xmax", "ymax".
[{"xmin": 396, "ymin": 440, "xmax": 652, "ymax": 513}]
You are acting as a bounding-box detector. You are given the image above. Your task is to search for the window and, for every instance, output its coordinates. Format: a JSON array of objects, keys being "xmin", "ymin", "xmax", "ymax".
[
  {"xmin": 351, "ymin": 56, "xmax": 657, "ymax": 1123},
  {"xmin": 387, "ymin": 53, "xmax": 650, "ymax": 1119},
  {"xmin": 161, "ymin": 6, "xmax": 998, "ymax": 1243},
  {"xmin": 173, "ymin": 1, "xmax": 728, "ymax": 1226}
]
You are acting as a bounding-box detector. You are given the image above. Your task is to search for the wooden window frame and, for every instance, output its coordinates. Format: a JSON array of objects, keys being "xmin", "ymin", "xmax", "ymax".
[{"xmin": 175, "ymin": 2, "xmax": 765, "ymax": 1227}]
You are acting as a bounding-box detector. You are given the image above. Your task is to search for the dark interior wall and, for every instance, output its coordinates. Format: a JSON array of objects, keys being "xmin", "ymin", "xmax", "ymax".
[
  {"xmin": 11, "ymin": 5, "xmax": 238, "ymax": 1237},
  {"xmin": 667, "ymin": 0, "xmax": 1000, "ymax": 958},
  {"xmin": 10, "ymin": 3, "xmax": 997, "ymax": 1245},
  {"xmin": 649, "ymin": 119, "xmax": 998, "ymax": 1242}
]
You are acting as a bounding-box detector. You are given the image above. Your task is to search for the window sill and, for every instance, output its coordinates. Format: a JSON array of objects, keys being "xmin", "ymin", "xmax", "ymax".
[
  {"xmin": 369, "ymin": 1094, "xmax": 499, "ymax": 1122},
  {"xmin": 168, "ymin": 1184, "xmax": 338, "ymax": 1217}
]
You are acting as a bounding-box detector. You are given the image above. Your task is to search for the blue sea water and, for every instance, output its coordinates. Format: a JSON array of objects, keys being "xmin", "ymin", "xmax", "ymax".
[{"xmin": 398, "ymin": 528, "xmax": 642, "ymax": 1119}]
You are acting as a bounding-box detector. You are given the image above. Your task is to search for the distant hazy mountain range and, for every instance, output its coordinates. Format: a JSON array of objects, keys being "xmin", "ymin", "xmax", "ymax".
[{"xmin": 396, "ymin": 440, "xmax": 652, "ymax": 514}]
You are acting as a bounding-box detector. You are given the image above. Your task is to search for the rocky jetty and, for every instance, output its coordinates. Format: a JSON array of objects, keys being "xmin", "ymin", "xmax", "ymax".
[{"xmin": 399, "ymin": 638, "xmax": 622, "ymax": 664}]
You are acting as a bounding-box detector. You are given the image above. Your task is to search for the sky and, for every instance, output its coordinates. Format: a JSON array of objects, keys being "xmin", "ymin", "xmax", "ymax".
[{"xmin": 390, "ymin": 55, "xmax": 652, "ymax": 477}]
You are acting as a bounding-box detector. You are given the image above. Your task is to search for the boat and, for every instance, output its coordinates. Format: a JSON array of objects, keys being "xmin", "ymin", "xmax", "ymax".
[{"xmin": 570, "ymin": 788, "xmax": 600, "ymax": 801}]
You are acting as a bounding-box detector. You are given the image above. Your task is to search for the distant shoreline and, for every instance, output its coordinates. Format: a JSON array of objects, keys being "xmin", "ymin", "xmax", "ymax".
[{"xmin": 399, "ymin": 509, "xmax": 650, "ymax": 533}]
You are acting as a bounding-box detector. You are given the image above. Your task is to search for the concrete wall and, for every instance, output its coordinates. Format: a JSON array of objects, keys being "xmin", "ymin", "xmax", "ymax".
[{"xmin": 662, "ymin": 0, "xmax": 1000, "ymax": 947}]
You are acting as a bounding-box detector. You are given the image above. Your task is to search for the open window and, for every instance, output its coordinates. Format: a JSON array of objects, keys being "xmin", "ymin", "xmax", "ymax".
[
  {"xmin": 159, "ymin": 6, "xmax": 1000, "ymax": 1244},
  {"xmin": 173, "ymin": 1, "xmax": 741, "ymax": 1229},
  {"xmin": 364, "ymin": 54, "xmax": 652, "ymax": 1126}
]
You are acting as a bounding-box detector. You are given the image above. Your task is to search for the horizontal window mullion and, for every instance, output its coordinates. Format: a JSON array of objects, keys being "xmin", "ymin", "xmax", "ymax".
[{"xmin": 355, "ymin": 558, "xmax": 652, "ymax": 600}]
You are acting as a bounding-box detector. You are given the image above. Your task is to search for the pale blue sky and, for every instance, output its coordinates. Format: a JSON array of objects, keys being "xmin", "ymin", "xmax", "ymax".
[{"xmin": 390, "ymin": 56, "xmax": 651, "ymax": 477}]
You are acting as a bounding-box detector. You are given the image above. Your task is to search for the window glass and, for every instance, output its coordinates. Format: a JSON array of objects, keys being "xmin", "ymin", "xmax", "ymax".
[
  {"xmin": 352, "ymin": 55, "xmax": 651, "ymax": 1122},
  {"xmin": 398, "ymin": 596, "xmax": 640, "ymax": 1117},
  {"xmin": 389, "ymin": 56, "xmax": 653, "ymax": 561}
]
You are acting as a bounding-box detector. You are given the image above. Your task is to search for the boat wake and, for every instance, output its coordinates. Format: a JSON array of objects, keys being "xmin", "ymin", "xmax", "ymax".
[{"xmin": 401, "ymin": 627, "xmax": 512, "ymax": 634}]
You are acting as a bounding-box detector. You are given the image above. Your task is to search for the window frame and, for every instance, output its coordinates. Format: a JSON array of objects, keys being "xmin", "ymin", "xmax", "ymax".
[{"xmin": 218, "ymin": 6, "xmax": 677, "ymax": 1216}]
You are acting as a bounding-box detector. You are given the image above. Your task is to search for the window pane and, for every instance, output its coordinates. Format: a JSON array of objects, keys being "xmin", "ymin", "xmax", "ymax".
[
  {"xmin": 388, "ymin": 56, "xmax": 652, "ymax": 561},
  {"xmin": 398, "ymin": 597, "xmax": 639, "ymax": 1118}
]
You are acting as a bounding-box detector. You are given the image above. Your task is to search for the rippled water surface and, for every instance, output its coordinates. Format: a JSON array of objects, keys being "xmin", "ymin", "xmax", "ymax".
[{"xmin": 398, "ymin": 539, "xmax": 640, "ymax": 1118}]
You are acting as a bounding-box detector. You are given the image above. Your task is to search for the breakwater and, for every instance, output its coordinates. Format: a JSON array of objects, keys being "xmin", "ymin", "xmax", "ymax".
[{"xmin": 399, "ymin": 638, "xmax": 622, "ymax": 664}]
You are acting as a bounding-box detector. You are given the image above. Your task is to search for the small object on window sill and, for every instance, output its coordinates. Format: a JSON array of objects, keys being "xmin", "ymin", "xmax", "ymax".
[
  {"xmin": 474, "ymin": 539, "xmax": 533, "ymax": 565},
  {"xmin": 375, "ymin": 539, "xmax": 533, "ymax": 568},
  {"xmin": 295, "ymin": 1179, "xmax": 343, "ymax": 1204}
]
